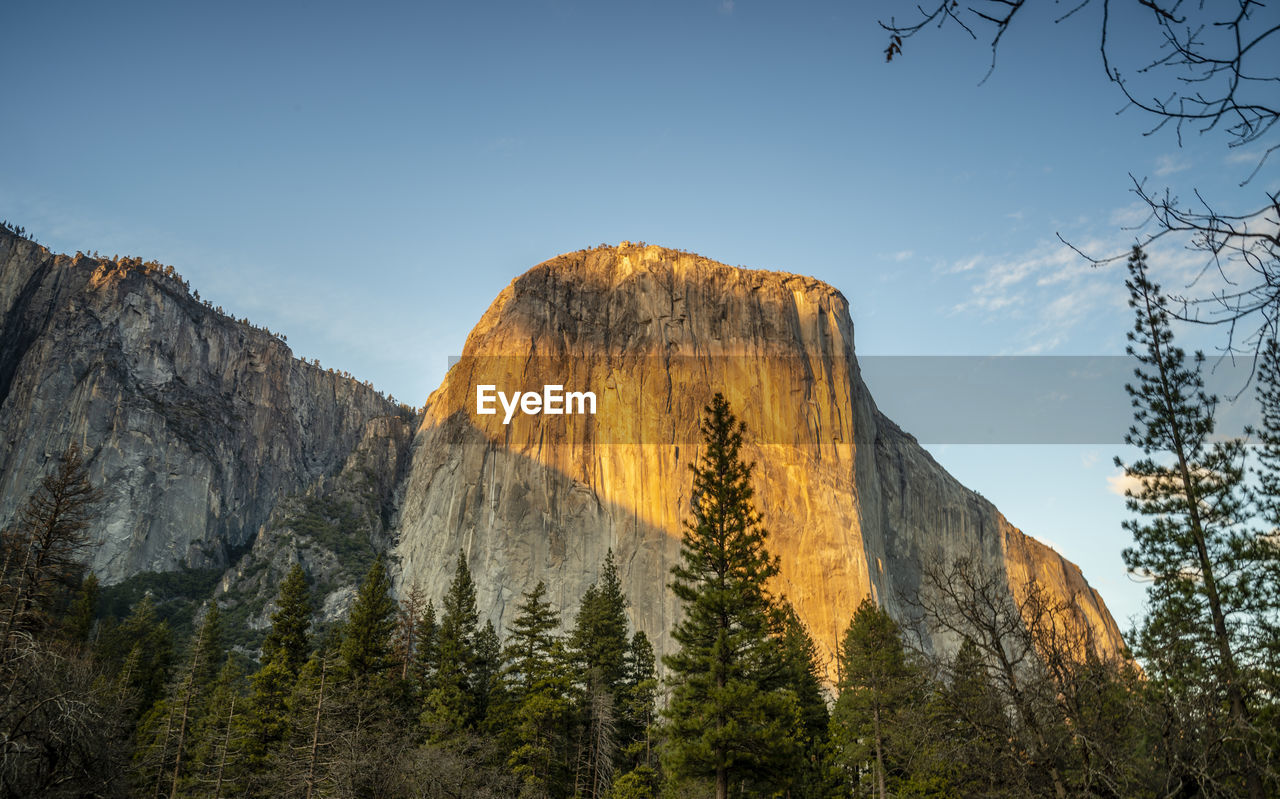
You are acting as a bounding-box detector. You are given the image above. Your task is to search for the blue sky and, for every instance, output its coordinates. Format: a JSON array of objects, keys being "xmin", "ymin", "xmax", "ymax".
[{"xmin": 4, "ymin": 0, "xmax": 1274, "ymax": 630}]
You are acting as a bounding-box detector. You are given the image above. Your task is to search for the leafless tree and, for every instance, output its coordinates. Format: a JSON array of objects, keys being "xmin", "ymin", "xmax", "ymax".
[
  {"xmin": 0, "ymin": 444, "xmax": 102, "ymax": 650},
  {"xmin": 881, "ymin": 0, "xmax": 1280, "ymax": 359}
]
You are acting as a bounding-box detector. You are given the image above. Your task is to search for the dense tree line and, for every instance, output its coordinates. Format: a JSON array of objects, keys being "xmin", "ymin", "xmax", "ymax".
[{"xmin": 1, "ymin": 294, "xmax": 1278, "ymax": 796}]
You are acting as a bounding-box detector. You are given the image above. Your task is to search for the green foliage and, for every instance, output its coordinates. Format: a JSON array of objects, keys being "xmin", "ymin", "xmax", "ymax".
[
  {"xmin": 97, "ymin": 565, "xmax": 222, "ymax": 643},
  {"xmin": 289, "ymin": 495, "xmax": 376, "ymax": 580},
  {"xmin": 97, "ymin": 594, "xmax": 174, "ymax": 714},
  {"xmin": 504, "ymin": 581, "xmax": 561, "ymax": 697},
  {"xmin": 569, "ymin": 550, "xmax": 630, "ymax": 694},
  {"xmin": 661, "ymin": 393, "xmax": 798, "ymax": 797},
  {"xmin": 777, "ymin": 603, "xmax": 839, "ymax": 798},
  {"xmin": 340, "ymin": 556, "xmax": 398, "ymax": 682},
  {"xmin": 500, "ymin": 583, "xmax": 572, "ymax": 797},
  {"xmin": 1118, "ymin": 245, "xmax": 1277, "ymax": 796},
  {"xmin": 65, "ymin": 572, "xmax": 98, "ymax": 642},
  {"xmin": 132, "ymin": 603, "xmax": 227, "ymax": 797},
  {"xmin": 423, "ymin": 551, "xmax": 483, "ymax": 738},
  {"xmin": 831, "ymin": 598, "xmax": 924, "ymax": 798},
  {"xmin": 262, "ymin": 562, "xmax": 313, "ymax": 677}
]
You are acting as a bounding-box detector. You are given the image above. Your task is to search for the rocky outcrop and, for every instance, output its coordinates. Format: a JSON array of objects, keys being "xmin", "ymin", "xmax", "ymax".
[
  {"xmin": 394, "ymin": 244, "xmax": 1125, "ymax": 672},
  {"xmin": 0, "ymin": 230, "xmax": 1125, "ymax": 675},
  {"xmin": 0, "ymin": 230, "xmax": 404, "ymax": 583}
]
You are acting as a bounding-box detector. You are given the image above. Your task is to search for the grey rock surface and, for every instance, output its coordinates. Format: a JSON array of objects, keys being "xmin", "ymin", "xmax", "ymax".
[
  {"xmin": 394, "ymin": 244, "xmax": 1126, "ymax": 673},
  {"xmin": 0, "ymin": 231, "xmax": 402, "ymax": 583}
]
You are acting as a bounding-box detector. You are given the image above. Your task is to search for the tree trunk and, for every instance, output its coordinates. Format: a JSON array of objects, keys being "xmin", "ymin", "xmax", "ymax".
[
  {"xmin": 873, "ymin": 704, "xmax": 887, "ymax": 799},
  {"xmin": 1140, "ymin": 288, "xmax": 1265, "ymax": 799},
  {"xmin": 214, "ymin": 695, "xmax": 235, "ymax": 799},
  {"xmin": 304, "ymin": 660, "xmax": 327, "ymax": 799}
]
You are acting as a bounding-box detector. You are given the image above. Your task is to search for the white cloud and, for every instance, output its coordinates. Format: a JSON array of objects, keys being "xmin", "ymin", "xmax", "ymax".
[
  {"xmin": 719, "ymin": 0, "xmax": 735, "ymax": 14},
  {"xmin": 1154, "ymin": 154, "xmax": 1191, "ymax": 176},
  {"xmin": 1107, "ymin": 472, "xmax": 1146, "ymax": 496}
]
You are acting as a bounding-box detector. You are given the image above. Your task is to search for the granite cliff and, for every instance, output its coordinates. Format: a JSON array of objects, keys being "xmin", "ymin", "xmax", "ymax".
[
  {"xmin": 394, "ymin": 243, "xmax": 1125, "ymax": 672},
  {"xmin": 0, "ymin": 229, "xmax": 1124, "ymax": 670},
  {"xmin": 0, "ymin": 230, "xmax": 405, "ymax": 585}
]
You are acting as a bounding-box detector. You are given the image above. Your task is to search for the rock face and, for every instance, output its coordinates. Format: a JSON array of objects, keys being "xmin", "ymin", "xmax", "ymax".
[
  {"xmin": 0, "ymin": 229, "xmax": 1125, "ymax": 673},
  {"xmin": 0, "ymin": 231, "xmax": 403, "ymax": 583},
  {"xmin": 395, "ymin": 243, "xmax": 1125, "ymax": 671}
]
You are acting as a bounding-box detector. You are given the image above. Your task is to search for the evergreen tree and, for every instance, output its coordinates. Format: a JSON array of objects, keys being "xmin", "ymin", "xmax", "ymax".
[
  {"xmin": 339, "ymin": 555, "xmax": 397, "ymax": 682},
  {"xmin": 0, "ymin": 443, "xmax": 102, "ymax": 645},
  {"xmin": 777, "ymin": 602, "xmax": 838, "ymax": 798},
  {"xmin": 1117, "ymin": 245, "xmax": 1275, "ymax": 798},
  {"xmin": 103, "ymin": 594, "xmax": 174, "ymax": 715},
  {"xmin": 423, "ymin": 551, "xmax": 481, "ymax": 737},
  {"xmin": 65, "ymin": 572, "xmax": 98, "ymax": 643},
  {"xmin": 411, "ymin": 598, "xmax": 439, "ymax": 695},
  {"xmin": 133, "ymin": 603, "xmax": 225, "ymax": 798},
  {"xmin": 187, "ymin": 655, "xmax": 245, "ymax": 799},
  {"xmin": 502, "ymin": 582, "xmax": 571, "ymax": 798},
  {"xmin": 262, "ymin": 563, "xmax": 312, "ymax": 677},
  {"xmin": 569, "ymin": 550, "xmax": 630, "ymax": 695},
  {"xmin": 395, "ymin": 581, "xmax": 430, "ymax": 681},
  {"xmin": 937, "ymin": 637, "xmax": 1015, "ymax": 796},
  {"xmin": 661, "ymin": 393, "xmax": 797, "ymax": 799},
  {"xmin": 616, "ymin": 630, "xmax": 658, "ymax": 782},
  {"xmin": 473, "ymin": 619, "xmax": 503, "ymax": 726},
  {"xmin": 830, "ymin": 598, "xmax": 920, "ymax": 799},
  {"xmin": 238, "ymin": 649, "xmax": 296, "ymax": 782},
  {"xmin": 504, "ymin": 581, "xmax": 560, "ymax": 696}
]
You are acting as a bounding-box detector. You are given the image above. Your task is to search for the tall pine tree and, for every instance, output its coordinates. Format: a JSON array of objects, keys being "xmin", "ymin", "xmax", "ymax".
[
  {"xmin": 339, "ymin": 555, "xmax": 397, "ymax": 683},
  {"xmin": 262, "ymin": 563, "xmax": 312, "ymax": 678},
  {"xmin": 661, "ymin": 393, "xmax": 796, "ymax": 799},
  {"xmin": 830, "ymin": 598, "xmax": 921, "ymax": 799},
  {"xmin": 1117, "ymin": 245, "xmax": 1273, "ymax": 798},
  {"xmin": 423, "ymin": 551, "xmax": 481, "ymax": 737}
]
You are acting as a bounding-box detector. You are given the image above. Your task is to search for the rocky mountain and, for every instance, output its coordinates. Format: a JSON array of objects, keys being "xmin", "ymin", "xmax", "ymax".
[
  {"xmin": 0, "ymin": 229, "xmax": 1124, "ymax": 670},
  {"xmin": 394, "ymin": 243, "xmax": 1125, "ymax": 671},
  {"xmin": 0, "ymin": 230, "xmax": 406, "ymax": 586}
]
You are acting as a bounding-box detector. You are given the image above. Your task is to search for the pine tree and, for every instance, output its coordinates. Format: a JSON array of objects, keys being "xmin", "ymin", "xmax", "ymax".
[
  {"xmin": 262, "ymin": 563, "xmax": 312, "ymax": 677},
  {"xmin": 777, "ymin": 602, "xmax": 838, "ymax": 798},
  {"xmin": 65, "ymin": 572, "xmax": 98, "ymax": 643},
  {"xmin": 617, "ymin": 631, "xmax": 657, "ymax": 780},
  {"xmin": 103, "ymin": 594, "xmax": 174, "ymax": 715},
  {"xmin": 339, "ymin": 556, "xmax": 397, "ymax": 683},
  {"xmin": 569, "ymin": 550, "xmax": 630, "ymax": 695},
  {"xmin": 504, "ymin": 581, "xmax": 560, "ymax": 696},
  {"xmin": 133, "ymin": 604, "xmax": 224, "ymax": 798},
  {"xmin": 502, "ymin": 581, "xmax": 571, "ymax": 798},
  {"xmin": 188, "ymin": 655, "xmax": 245, "ymax": 798},
  {"xmin": 473, "ymin": 619, "xmax": 502, "ymax": 726},
  {"xmin": 395, "ymin": 582, "xmax": 430, "ymax": 681},
  {"xmin": 661, "ymin": 393, "xmax": 797, "ymax": 799},
  {"xmin": 423, "ymin": 551, "xmax": 481, "ymax": 737},
  {"xmin": 830, "ymin": 598, "xmax": 920, "ymax": 799},
  {"xmin": 411, "ymin": 598, "xmax": 439, "ymax": 695},
  {"xmin": 1117, "ymin": 245, "xmax": 1274, "ymax": 798},
  {"xmin": 937, "ymin": 638, "xmax": 1013, "ymax": 796},
  {"xmin": 0, "ymin": 444, "xmax": 102, "ymax": 646}
]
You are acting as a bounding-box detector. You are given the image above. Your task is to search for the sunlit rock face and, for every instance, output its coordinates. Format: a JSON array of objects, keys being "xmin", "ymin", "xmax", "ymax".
[
  {"xmin": 0, "ymin": 231, "xmax": 401, "ymax": 583},
  {"xmin": 395, "ymin": 243, "xmax": 1125, "ymax": 673}
]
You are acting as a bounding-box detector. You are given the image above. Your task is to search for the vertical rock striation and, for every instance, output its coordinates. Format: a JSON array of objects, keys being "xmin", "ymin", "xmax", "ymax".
[{"xmin": 395, "ymin": 243, "xmax": 1125, "ymax": 672}]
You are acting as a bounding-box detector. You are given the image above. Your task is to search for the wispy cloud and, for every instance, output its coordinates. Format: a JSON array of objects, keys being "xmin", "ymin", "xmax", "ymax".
[
  {"xmin": 939, "ymin": 206, "xmax": 1218, "ymax": 354},
  {"xmin": 718, "ymin": 0, "xmax": 735, "ymax": 14},
  {"xmin": 1107, "ymin": 471, "xmax": 1144, "ymax": 497},
  {"xmin": 1154, "ymin": 154, "xmax": 1191, "ymax": 176}
]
